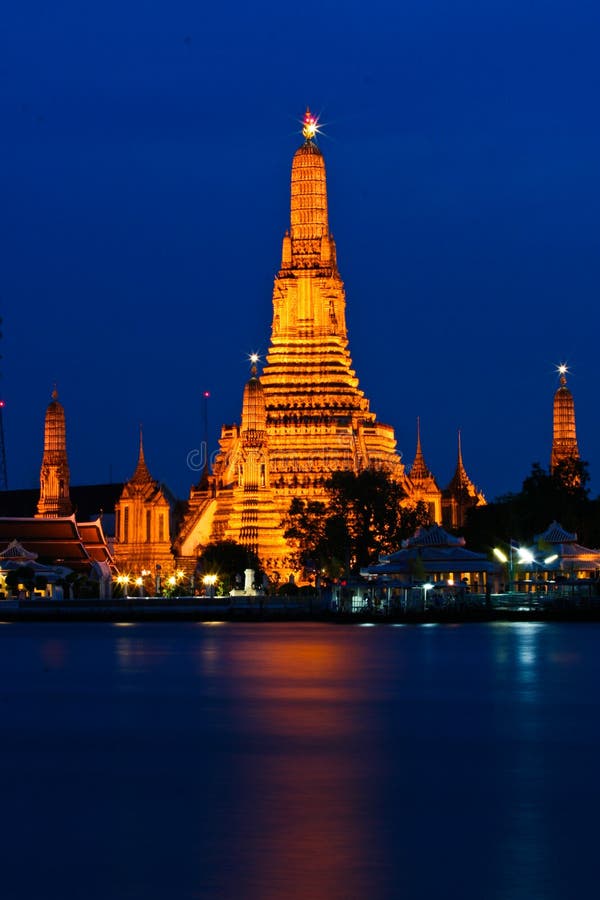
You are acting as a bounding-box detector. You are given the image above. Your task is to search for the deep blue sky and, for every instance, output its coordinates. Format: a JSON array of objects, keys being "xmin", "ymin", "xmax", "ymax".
[{"xmin": 2, "ymin": 0, "xmax": 600, "ymax": 502}]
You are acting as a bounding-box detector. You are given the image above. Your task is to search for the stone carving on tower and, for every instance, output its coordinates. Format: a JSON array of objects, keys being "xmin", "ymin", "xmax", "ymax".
[
  {"xmin": 442, "ymin": 430, "xmax": 485, "ymax": 530},
  {"xmin": 408, "ymin": 418, "xmax": 442, "ymax": 524},
  {"xmin": 113, "ymin": 429, "xmax": 174, "ymax": 575},
  {"xmin": 551, "ymin": 364, "xmax": 580, "ymax": 473},
  {"xmin": 259, "ymin": 109, "xmax": 407, "ymax": 507},
  {"xmin": 221, "ymin": 358, "xmax": 289, "ymax": 567},
  {"xmin": 36, "ymin": 388, "xmax": 73, "ymax": 518},
  {"xmin": 176, "ymin": 110, "xmax": 484, "ymax": 574}
]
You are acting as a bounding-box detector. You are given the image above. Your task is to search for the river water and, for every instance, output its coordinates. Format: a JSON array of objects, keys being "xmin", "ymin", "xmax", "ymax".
[{"xmin": 0, "ymin": 621, "xmax": 598, "ymax": 899}]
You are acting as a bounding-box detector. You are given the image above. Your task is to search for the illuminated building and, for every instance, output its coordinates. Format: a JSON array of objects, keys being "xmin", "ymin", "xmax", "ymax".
[
  {"xmin": 113, "ymin": 430, "xmax": 174, "ymax": 575},
  {"xmin": 408, "ymin": 419, "xmax": 442, "ymax": 524},
  {"xmin": 220, "ymin": 359, "xmax": 288, "ymax": 565},
  {"xmin": 36, "ymin": 388, "xmax": 72, "ymax": 518},
  {"xmin": 551, "ymin": 364, "xmax": 580, "ymax": 473},
  {"xmin": 362, "ymin": 523, "xmax": 496, "ymax": 590},
  {"xmin": 176, "ymin": 111, "xmax": 485, "ymax": 574},
  {"xmin": 441, "ymin": 431, "xmax": 485, "ymax": 529}
]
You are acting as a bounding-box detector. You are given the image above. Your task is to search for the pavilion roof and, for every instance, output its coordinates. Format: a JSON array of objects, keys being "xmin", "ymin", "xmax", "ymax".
[
  {"xmin": 0, "ymin": 515, "xmax": 114, "ymax": 573},
  {"xmin": 535, "ymin": 520, "xmax": 577, "ymax": 544}
]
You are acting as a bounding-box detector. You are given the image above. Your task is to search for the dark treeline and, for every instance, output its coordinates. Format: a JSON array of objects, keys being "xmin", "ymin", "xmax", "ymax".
[{"xmin": 463, "ymin": 459, "xmax": 600, "ymax": 552}]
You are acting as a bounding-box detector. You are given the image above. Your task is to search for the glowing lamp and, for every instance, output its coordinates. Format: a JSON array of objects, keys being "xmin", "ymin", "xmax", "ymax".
[
  {"xmin": 302, "ymin": 109, "xmax": 319, "ymax": 140},
  {"xmin": 517, "ymin": 547, "xmax": 534, "ymax": 564},
  {"xmin": 493, "ymin": 548, "xmax": 508, "ymax": 563}
]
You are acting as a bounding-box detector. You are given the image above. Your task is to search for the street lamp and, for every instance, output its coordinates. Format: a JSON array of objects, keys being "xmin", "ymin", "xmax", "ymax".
[
  {"xmin": 135, "ymin": 576, "xmax": 143, "ymax": 598},
  {"xmin": 116, "ymin": 574, "xmax": 130, "ymax": 598},
  {"xmin": 493, "ymin": 546, "xmax": 515, "ymax": 591},
  {"xmin": 423, "ymin": 582, "xmax": 433, "ymax": 611},
  {"xmin": 203, "ymin": 574, "xmax": 217, "ymax": 598}
]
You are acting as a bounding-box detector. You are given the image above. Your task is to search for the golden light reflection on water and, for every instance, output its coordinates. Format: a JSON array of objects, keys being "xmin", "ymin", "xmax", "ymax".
[{"xmin": 218, "ymin": 630, "xmax": 384, "ymax": 899}]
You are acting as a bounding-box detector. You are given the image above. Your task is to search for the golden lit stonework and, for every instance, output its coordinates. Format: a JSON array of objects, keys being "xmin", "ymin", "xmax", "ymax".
[
  {"xmin": 113, "ymin": 429, "xmax": 175, "ymax": 575},
  {"xmin": 36, "ymin": 388, "xmax": 73, "ymax": 518},
  {"xmin": 175, "ymin": 114, "xmax": 485, "ymax": 575},
  {"xmin": 551, "ymin": 363, "xmax": 580, "ymax": 472}
]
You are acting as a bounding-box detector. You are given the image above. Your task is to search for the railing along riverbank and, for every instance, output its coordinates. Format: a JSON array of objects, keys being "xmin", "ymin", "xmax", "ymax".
[{"xmin": 1, "ymin": 589, "xmax": 600, "ymax": 623}]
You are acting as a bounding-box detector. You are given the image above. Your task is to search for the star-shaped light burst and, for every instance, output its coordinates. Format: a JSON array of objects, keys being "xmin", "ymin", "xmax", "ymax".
[
  {"xmin": 249, "ymin": 352, "xmax": 260, "ymax": 365},
  {"xmin": 302, "ymin": 108, "xmax": 322, "ymax": 141},
  {"xmin": 557, "ymin": 362, "xmax": 569, "ymax": 377}
]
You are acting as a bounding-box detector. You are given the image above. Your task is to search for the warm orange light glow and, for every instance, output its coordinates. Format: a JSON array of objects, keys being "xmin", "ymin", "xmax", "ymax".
[
  {"xmin": 175, "ymin": 117, "xmax": 486, "ymax": 578},
  {"xmin": 302, "ymin": 108, "xmax": 319, "ymax": 140}
]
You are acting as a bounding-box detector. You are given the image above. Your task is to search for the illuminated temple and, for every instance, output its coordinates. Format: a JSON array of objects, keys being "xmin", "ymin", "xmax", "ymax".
[
  {"xmin": 551, "ymin": 364, "xmax": 580, "ymax": 473},
  {"xmin": 175, "ymin": 111, "xmax": 485, "ymax": 575}
]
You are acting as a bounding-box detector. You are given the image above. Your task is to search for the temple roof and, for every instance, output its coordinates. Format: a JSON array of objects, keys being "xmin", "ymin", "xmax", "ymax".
[
  {"xmin": 535, "ymin": 520, "xmax": 577, "ymax": 544},
  {"xmin": 523, "ymin": 520, "xmax": 600, "ymax": 572},
  {"xmin": 0, "ymin": 539, "xmax": 38, "ymax": 560},
  {"xmin": 0, "ymin": 515, "xmax": 113, "ymax": 572},
  {"xmin": 409, "ymin": 418, "xmax": 439, "ymax": 488},
  {"xmin": 402, "ymin": 524, "xmax": 466, "ymax": 550},
  {"xmin": 363, "ymin": 524, "xmax": 495, "ymax": 577},
  {"xmin": 130, "ymin": 428, "xmax": 154, "ymax": 486},
  {"xmin": 444, "ymin": 430, "xmax": 483, "ymax": 501}
]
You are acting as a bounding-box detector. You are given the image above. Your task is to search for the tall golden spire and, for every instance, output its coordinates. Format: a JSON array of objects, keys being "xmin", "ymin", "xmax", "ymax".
[
  {"xmin": 180, "ymin": 111, "xmax": 412, "ymax": 576},
  {"xmin": 442, "ymin": 430, "xmax": 485, "ymax": 529},
  {"xmin": 410, "ymin": 417, "xmax": 432, "ymax": 481},
  {"xmin": 285, "ymin": 108, "xmax": 330, "ymax": 269},
  {"xmin": 241, "ymin": 355, "xmax": 267, "ymax": 436},
  {"xmin": 409, "ymin": 418, "xmax": 441, "ymax": 524},
  {"xmin": 114, "ymin": 426, "xmax": 174, "ymax": 574},
  {"xmin": 259, "ymin": 107, "xmax": 403, "ymax": 503},
  {"xmin": 130, "ymin": 424, "xmax": 154, "ymax": 486},
  {"xmin": 36, "ymin": 387, "xmax": 72, "ymax": 517},
  {"xmin": 551, "ymin": 364, "xmax": 579, "ymax": 472}
]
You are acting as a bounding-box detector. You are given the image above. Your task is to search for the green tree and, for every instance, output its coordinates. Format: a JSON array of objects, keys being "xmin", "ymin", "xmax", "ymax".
[
  {"xmin": 327, "ymin": 469, "xmax": 430, "ymax": 570},
  {"xmin": 197, "ymin": 540, "xmax": 262, "ymax": 593},
  {"xmin": 465, "ymin": 458, "xmax": 595, "ymax": 551},
  {"xmin": 282, "ymin": 498, "xmax": 348, "ymax": 577},
  {"xmin": 283, "ymin": 468, "xmax": 431, "ymax": 574},
  {"xmin": 5, "ymin": 565, "xmax": 36, "ymax": 597}
]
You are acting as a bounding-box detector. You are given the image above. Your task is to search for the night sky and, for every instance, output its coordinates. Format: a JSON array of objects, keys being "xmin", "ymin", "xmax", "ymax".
[{"xmin": 2, "ymin": 1, "xmax": 600, "ymax": 503}]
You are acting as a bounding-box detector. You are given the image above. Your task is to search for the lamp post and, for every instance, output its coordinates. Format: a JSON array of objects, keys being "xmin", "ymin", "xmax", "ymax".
[
  {"xmin": 493, "ymin": 546, "xmax": 515, "ymax": 592},
  {"xmin": 116, "ymin": 574, "xmax": 130, "ymax": 599},
  {"xmin": 155, "ymin": 564, "xmax": 162, "ymax": 596},
  {"xmin": 423, "ymin": 582, "xmax": 433, "ymax": 611},
  {"xmin": 203, "ymin": 574, "xmax": 217, "ymax": 598}
]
